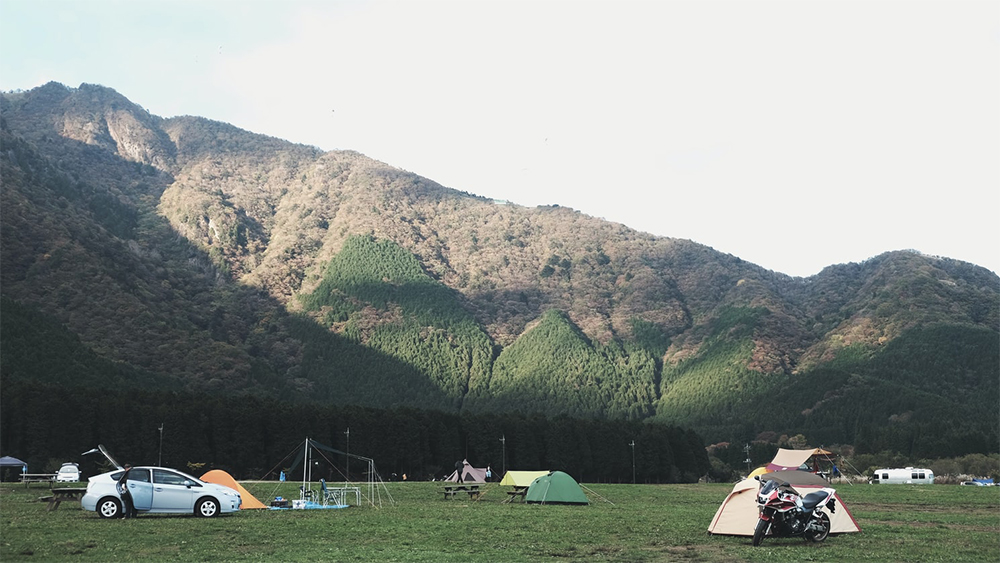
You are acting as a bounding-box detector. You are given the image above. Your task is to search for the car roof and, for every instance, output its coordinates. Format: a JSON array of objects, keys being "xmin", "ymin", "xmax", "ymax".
[{"xmin": 103, "ymin": 466, "xmax": 208, "ymax": 479}]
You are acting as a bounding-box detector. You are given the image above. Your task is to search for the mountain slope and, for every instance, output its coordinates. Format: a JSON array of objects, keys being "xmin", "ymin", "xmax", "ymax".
[
  {"xmin": 2, "ymin": 82, "xmax": 997, "ymax": 454},
  {"xmin": 465, "ymin": 309, "xmax": 659, "ymax": 419},
  {"xmin": 299, "ymin": 234, "xmax": 494, "ymax": 407}
]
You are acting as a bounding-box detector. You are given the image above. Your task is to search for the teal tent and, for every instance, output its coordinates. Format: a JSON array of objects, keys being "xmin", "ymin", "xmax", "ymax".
[{"xmin": 525, "ymin": 471, "xmax": 589, "ymax": 505}]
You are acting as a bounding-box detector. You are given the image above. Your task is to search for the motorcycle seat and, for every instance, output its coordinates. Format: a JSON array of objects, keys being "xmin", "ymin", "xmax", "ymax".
[{"xmin": 801, "ymin": 491, "xmax": 828, "ymax": 510}]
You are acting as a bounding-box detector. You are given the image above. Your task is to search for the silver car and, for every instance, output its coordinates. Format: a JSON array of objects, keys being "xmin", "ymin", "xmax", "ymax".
[
  {"xmin": 56, "ymin": 462, "xmax": 81, "ymax": 482},
  {"xmin": 81, "ymin": 466, "xmax": 241, "ymax": 518}
]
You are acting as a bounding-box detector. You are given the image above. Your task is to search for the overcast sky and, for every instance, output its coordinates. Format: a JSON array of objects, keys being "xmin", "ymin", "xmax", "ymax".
[{"xmin": 2, "ymin": 0, "xmax": 997, "ymax": 277}]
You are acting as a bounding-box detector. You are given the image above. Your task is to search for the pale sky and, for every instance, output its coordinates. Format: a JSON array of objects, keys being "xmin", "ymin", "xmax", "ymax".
[{"xmin": 2, "ymin": 0, "xmax": 998, "ymax": 277}]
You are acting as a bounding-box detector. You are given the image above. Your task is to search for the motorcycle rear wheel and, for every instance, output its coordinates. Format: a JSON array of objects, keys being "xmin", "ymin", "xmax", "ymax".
[
  {"xmin": 752, "ymin": 518, "xmax": 769, "ymax": 547},
  {"xmin": 805, "ymin": 512, "xmax": 831, "ymax": 542}
]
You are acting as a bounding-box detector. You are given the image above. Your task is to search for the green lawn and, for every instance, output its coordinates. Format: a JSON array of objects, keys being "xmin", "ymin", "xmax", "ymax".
[{"xmin": 2, "ymin": 481, "xmax": 997, "ymax": 562}]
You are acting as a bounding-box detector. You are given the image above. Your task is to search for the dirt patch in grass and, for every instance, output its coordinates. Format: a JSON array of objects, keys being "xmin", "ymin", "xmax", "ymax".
[
  {"xmin": 643, "ymin": 543, "xmax": 746, "ymax": 563},
  {"xmin": 874, "ymin": 520, "xmax": 999, "ymax": 533},
  {"xmin": 852, "ymin": 503, "xmax": 997, "ymax": 515}
]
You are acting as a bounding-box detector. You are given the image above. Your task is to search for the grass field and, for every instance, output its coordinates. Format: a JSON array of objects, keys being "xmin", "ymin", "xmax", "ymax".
[{"xmin": 1, "ymin": 480, "xmax": 997, "ymax": 562}]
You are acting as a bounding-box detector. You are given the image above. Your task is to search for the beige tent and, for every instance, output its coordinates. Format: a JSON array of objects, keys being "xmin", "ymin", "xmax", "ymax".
[
  {"xmin": 708, "ymin": 470, "xmax": 861, "ymax": 536},
  {"xmin": 767, "ymin": 448, "xmax": 834, "ymax": 472},
  {"xmin": 499, "ymin": 471, "xmax": 550, "ymax": 487}
]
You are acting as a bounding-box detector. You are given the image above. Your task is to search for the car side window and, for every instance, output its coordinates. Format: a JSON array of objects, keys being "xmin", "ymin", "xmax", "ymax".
[
  {"xmin": 153, "ymin": 469, "xmax": 200, "ymax": 486},
  {"xmin": 127, "ymin": 469, "xmax": 151, "ymax": 483}
]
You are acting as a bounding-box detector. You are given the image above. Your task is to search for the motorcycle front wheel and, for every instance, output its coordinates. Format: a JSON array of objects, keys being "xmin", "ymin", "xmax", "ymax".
[
  {"xmin": 752, "ymin": 518, "xmax": 769, "ymax": 547},
  {"xmin": 805, "ymin": 512, "xmax": 831, "ymax": 542}
]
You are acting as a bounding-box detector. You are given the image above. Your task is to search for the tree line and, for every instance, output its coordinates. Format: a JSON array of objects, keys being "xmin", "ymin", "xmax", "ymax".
[{"xmin": 0, "ymin": 381, "xmax": 710, "ymax": 484}]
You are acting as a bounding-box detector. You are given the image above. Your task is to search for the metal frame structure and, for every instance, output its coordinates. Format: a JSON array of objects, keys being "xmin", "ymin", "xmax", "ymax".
[{"xmin": 296, "ymin": 437, "xmax": 393, "ymax": 508}]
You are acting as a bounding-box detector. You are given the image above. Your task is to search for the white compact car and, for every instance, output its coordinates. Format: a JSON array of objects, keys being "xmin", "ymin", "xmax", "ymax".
[
  {"xmin": 81, "ymin": 466, "xmax": 241, "ymax": 518},
  {"xmin": 56, "ymin": 463, "xmax": 81, "ymax": 482}
]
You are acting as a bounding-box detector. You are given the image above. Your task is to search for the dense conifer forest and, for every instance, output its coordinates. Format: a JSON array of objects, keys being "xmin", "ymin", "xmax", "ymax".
[{"xmin": 0, "ymin": 381, "xmax": 709, "ymax": 483}]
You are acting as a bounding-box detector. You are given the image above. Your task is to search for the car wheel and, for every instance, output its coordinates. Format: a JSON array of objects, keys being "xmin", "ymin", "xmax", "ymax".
[
  {"xmin": 196, "ymin": 497, "xmax": 220, "ymax": 518},
  {"xmin": 98, "ymin": 497, "xmax": 122, "ymax": 519}
]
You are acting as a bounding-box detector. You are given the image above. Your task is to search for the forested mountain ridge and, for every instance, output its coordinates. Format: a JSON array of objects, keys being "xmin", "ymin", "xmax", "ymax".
[{"xmin": 2, "ymin": 82, "xmax": 997, "ymax": 455}]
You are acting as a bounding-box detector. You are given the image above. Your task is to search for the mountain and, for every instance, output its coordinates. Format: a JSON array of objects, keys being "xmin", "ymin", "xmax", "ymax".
[{"xmin": 2, "ymin": 82, "xmax": 997, "ymax": 456}]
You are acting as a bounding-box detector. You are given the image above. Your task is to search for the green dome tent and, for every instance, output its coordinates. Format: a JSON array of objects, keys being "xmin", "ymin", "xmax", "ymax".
[{"xmin": 525, "ymin": 471, "xmax": 589, "ymax": 505}]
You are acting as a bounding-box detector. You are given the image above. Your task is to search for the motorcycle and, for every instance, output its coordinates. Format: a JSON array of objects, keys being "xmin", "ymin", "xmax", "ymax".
[{"xmin": 752, "ymin": 475, "xmax": 836, "ymax": 546}]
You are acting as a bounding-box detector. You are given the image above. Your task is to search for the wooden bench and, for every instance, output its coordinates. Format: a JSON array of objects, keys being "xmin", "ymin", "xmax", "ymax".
[{"xmin": 20, "ymin": 474, "xmax": 56, "ymax": 488}]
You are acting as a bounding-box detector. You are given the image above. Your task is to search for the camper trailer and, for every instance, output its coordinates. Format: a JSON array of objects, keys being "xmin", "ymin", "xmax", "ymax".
[{"xmin": 870, "ymin": 467, "xmax": 935, "ymax": 484}]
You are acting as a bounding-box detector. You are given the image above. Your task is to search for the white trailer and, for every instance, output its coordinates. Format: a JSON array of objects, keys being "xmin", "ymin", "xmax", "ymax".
[{"xmin": 870, "ymin": 467, "xmax": 935, "ymax": 484}]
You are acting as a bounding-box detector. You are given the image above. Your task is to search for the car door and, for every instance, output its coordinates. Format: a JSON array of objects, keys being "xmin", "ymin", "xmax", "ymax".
[
  {"xmin": 125, "ymin": 468, "xmax": 154, "ymax": 511},
  {"xmin": 152, "ymin": 469, "xmax": 199, "ymax": 512}
]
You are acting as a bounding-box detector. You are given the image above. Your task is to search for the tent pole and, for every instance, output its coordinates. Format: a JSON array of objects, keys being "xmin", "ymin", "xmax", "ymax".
[{"xmin": 302, "ymin": 438, "xmax": 309, "ymax": 499}]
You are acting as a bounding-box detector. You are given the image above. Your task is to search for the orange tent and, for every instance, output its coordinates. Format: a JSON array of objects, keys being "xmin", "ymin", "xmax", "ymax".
[{"xmin": 201, "ymin": 470, "xmax": 267, "ymax": 509}]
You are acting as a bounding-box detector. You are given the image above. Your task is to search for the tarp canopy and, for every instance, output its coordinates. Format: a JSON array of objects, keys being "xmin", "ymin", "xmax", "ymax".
[
  {"xmin": 499, "ymin": 470, "xmax": 550, "ymax": 487},
  {"xmin": 446, "ymin": 460, "xmax": 489, "ymax": 483},
  {"xmin": 766, "ymin": 448, "xmax": 834, "ymax": 472},
  {"xmin": 526, "ymin": 471, "xmax": 589, "ymax": 505},
  {"xmin": 761, "ymin": 469, "xmax": 831, "ymax": 487},
  {"xmin": 708, "ymin": 471, "xmax": 861, "ymax": 536},
  {"xmin": 201, "ymin": 470, "xmax": 267, "ymax": 509},
  {"xmin": 286, "ymin": 439, "xmax": 371, "ymax": 475},
  {"xmin": 0, "ymin": 456, "xmax": 27, "ymax": 467}
]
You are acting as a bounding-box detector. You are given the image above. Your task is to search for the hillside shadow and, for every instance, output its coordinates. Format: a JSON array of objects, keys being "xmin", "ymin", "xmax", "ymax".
[{"xmin": 0, "ymin": 123, "xmax": 454, "ymax": 411}]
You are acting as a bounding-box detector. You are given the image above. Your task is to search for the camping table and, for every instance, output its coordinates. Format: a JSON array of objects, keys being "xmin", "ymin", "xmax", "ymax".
[
  {"xmin": 442, "ymin": 484, "xmax": 481, "ymax": 500},
  {"xmin": 20, "ymin": 474, "xmax": 56, "ymax": 488},
  {"xmin": 324, "ymin": 486, "xmax": 361, "ymax": 506},
  {"xmin": 40, "ymin": 487, "xmax": 87, "ymax": 511}
]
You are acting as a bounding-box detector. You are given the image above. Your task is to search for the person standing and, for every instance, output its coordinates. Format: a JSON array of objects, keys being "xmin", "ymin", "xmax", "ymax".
[
  {"xmin": 117, "ymin": 464, "xmax": 137, "ymax": 519},
  {"xmin": 454, "ymin": 460, "xmax": 464, "ymax": 484}
]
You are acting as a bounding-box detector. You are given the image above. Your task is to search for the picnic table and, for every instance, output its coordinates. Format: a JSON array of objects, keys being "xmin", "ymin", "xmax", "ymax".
[
  {"xmin": 504, "ymin": 486, "xmax": 528, "ymax": 503},
  {"xmin": 442, "ymin": 484, "xmax": 481, "ymax": 500},
  {"xmin": 20, "ymin": 473, "xmax": 56, "ymax": 487},
  {"xmin": 39, "ymin": 487, "xmax": 87, "ymax": 512}
]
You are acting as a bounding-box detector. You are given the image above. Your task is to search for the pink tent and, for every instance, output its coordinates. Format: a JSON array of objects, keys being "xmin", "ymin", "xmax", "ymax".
[{"xmin": 445, "ymin": 460, "xmax": 489, "ymax": 483}]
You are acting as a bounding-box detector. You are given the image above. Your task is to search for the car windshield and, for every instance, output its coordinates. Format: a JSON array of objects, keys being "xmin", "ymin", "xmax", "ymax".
[
  {"xmin": 59, "ymin": 466, "xmax": 76, "ymax": 473},
  {"xmin": 164, "ymin": 468, "xmax": 203, "ymax": 484}
]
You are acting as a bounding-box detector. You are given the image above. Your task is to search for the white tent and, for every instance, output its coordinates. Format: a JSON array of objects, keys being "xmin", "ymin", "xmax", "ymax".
[{"xmin": 708, "ymin": 470, "xmax": 861, "ymax": 536}]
